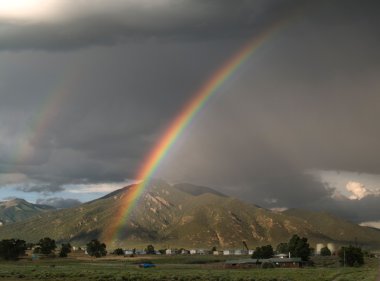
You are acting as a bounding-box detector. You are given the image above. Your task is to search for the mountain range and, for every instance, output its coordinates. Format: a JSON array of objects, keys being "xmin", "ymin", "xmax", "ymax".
[
  {"xmin": 0, "ymin": 198, "xmax": 54, "ymax": 225},
  {"xmin": 0, "ymin": 180, "xmax": 379, "ymax": 250}
]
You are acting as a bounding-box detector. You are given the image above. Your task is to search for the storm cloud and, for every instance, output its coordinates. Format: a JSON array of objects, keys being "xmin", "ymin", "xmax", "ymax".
[
  {"xmin": 0, "ymin": 0, "xmax": 300, "ymax": 51},
  {"xmin": 36, "ymin": 197, "xmax": 81, "ymax": 209},
  {"xmin": 0, "ymin": 0, "xmax": 380, "ymax": 223}
]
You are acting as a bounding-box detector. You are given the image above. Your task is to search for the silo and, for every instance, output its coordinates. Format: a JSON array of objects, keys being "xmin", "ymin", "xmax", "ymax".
[
  {"xmin": 316, "ymin": 243, "xmax": 325, "ymax": 255},
  {"xmin": 327, "ymin": 243, "xmax": 336, "ymax": 254}
]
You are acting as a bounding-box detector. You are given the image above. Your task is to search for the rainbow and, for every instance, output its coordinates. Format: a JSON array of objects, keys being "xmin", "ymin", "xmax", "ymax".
[
  {"xmin": 14, "ymin": 68, "xmax": 79, "ymax": 165},
  {"xmin": 107, "ymin": 19, "xmax": 290, "ymax": 243}
]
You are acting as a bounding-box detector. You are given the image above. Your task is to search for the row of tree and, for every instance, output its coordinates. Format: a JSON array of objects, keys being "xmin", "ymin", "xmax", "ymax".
[
  {"xmin": 0, "ymin": 237, "xmax": 106, "ymax": 260},
  {"xmin": 251, "ymin": 234, "xmax": 365, "ymax": 267},
  {"xmin": 252, "ymin": 234, "xmax": 312, "ymax": 261},
  {"xmin": 0, "ymin": 235, "xmax": 367, "ymax": 267}
]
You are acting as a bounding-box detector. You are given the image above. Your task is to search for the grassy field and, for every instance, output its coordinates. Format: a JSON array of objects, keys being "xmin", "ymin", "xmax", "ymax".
[{"xmin": 0, "ymin": 255, "xmax": 377, "ymax": 281}]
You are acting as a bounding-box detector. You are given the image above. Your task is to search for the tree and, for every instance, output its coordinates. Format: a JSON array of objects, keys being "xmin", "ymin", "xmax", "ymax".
[
  {"xmin": 113, "ymin": 248, "xmax": 124, "ymax": 255},
  {"xmin": 288, "ymin": 234, "xmax": 311, "ymax": 261},
  {"xmin": 36, "ymin": 237, "xmax": 56, "ymax": 255},
  {"xmin": 276, "ymin": 242, "xmax": 289, "ymax": 254},
  {"xmin": 252, "ymin": 245, "xmax": 274, "ymax": 259},
  {"xmin": 158, "ymin": 249, "xmax": 166, "ymax": 255},
  {"xmin": 145, "ymin": 244, "xmax": 155, "ymax": 255},
  {"xmin": 338, "ymin": 246, "xmax": 364, "ymax": 267},
  {"xmin": 211, "ymin": 246, "xmax": 217, "ymax": 252},
  {"xmin": 86, "ymin": 239, "xmax": 107, "ymax": 258},
  {"xmin": 0, "ymin": 239, "xmax": 27, "ymax": 260},
  {"xmin": 59, "ymin": 243, "xmax": 71, "ymax": 258},
  {"xmin": 320, "ymin": 246, "xmax": 331, "ymax": 256}
]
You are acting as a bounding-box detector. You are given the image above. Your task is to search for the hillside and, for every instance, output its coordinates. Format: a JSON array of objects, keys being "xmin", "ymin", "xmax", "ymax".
[
  {"xmin": 0, "ymin": 181, "xmax": 379, "ymax": 250},
  {"xmin": 283, "ymin": 208, "xmax": 380, "ymax": 246},
  {"xmin": 0, "ymin": 198, "xmax": 54, "ymax": 225}
]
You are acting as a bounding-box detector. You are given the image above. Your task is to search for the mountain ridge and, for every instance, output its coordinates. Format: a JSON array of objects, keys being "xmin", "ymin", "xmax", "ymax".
[
  {"xmin": 0, "ymin": 198, "xmax": 55, "ymax": 225},
  {"xmin": 0, "ymin": 181, "xmax": 379, "ymax": 250}
]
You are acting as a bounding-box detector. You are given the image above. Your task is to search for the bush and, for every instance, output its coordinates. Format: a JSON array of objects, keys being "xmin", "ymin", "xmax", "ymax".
[
  {"xmin": 288, "ymin": 234, "xmax": 311, "ymax": 261},
  {"xmin": 113, "ymin": 248, "xmax": 124, "ymax": 255},
  {"xmin": 37, "ymin": 237, "xmax": 56, "ymax": 255},
  {"xmin": 338, "ymin": 245, "xmax": 364, "ymax": 267},
  {"xmin": 0, "ymin": 239, "xmax": 27, "ymax": 260},
  {"xmin": 145, "ymin": 245, "xmax": 155, "ymax": 255},
  {"xmin": 86, "ymin": 239, "xmax": 107, "ymax": 258},
  {"xmin": 252, "ymin": 245, "xmax": 274, "ymax": 259},
  {"xmin": 59, "ymin": 243, "xmax": 71, "ymax": 258},
  {"xmin": 320, "ymin": 246, "xmax": 331, "ymax": 256}
]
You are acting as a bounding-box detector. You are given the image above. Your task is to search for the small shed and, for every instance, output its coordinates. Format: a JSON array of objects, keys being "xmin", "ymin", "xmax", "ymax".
[{"xmin": 124, "ymin": 250, "xmax": 134, "ymax": 255}]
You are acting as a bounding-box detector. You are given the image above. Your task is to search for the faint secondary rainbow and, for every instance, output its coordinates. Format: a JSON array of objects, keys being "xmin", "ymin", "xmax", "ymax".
[
  {"xmin": 14, "ymin": 70, "xmax": 78, "ymax": 165},
  {"xmin": 107, "ymin": 19, "xmax": 291, "ymax": 242}
]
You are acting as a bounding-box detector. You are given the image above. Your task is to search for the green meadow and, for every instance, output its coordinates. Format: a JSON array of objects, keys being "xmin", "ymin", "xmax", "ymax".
[{"xmin": 0, "ymin": 255, "xmax": 377, "ymax": 281}]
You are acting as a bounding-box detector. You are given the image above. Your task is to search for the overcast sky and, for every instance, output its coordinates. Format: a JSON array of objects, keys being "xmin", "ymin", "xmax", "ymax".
[{"xmin": 0, "ymin": 0, "xmax": 380, "ymax": 225}]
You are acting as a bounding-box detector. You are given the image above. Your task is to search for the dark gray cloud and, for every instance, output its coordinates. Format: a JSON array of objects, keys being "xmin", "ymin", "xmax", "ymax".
[
  {"xmin": 16, "ymin": 184, "xmax": 64, "ymax": 194},
  {"xmin": 0, "ymin": 0, "xmax": 300, "ymax": 51},
  {"xmin": 0, "ymin": 0, "xmax": 379, "ymax": 223},
  {"xmin": 304, "ymin": 195, "xmax": 380, "ymax": 223},
  {"xmin": 36, "ymin": 197, "xmax": 81, "ymax": 209}
]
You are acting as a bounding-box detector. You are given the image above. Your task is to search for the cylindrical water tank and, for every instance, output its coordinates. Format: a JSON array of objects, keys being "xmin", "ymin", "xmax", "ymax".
[
  {"xmin": 316, "ymin": 243, "xmax": 325, "ymax": 255},
  {"xmin": 327, "ymin": 243, "xmax": 336, "ymax": 254}
]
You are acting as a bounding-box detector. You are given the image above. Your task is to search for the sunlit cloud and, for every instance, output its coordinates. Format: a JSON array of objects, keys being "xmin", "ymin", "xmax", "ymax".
[
  {"xmin": 346, "ymin": 181, "xmax": 368, "ymax": 200},
  {"xmin": 359, "ymin": 221, "xmax": 380, "ymax": 229},
  {"xmin": 67, "ymin": 181, "xmax": 133, "ymax": 194},
  {"xmin": 0, "ymin": 0, "xmax": 61, "ymax": 21}
]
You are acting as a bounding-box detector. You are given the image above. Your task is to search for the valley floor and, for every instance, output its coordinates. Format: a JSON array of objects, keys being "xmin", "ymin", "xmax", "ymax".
[{"xmin": 0, "ymin": 255, "xmax": 378, "ymax": 281}]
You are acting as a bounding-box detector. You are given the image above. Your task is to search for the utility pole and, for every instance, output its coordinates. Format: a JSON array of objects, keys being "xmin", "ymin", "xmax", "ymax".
[{"xmin": 343, "ymin": 248, "xmax": 346, "ymax": 267}]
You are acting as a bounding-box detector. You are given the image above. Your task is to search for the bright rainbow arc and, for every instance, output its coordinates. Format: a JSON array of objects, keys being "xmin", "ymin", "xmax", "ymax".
[{"xmin": 107, "ymin": 19, "xmax": 290, "ymax": 243}]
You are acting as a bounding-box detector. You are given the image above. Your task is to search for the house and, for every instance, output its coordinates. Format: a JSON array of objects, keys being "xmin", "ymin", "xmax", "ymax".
[
  {"xmin": 270, "ymin": 258, "xmax": 303, "ymax": 268},
  {"xmin": 165, "ymin": 249, "xmax": 173, "ymax": 255},
  {"xmin": 224, "ymin": 258, "xmax": 302, "ymax": 269},
  {"xmin": 190, "ymin": 249, "xmax": 197, "ymax": 255},
  {"xmin": 234, "ymin": 249, "xmax": 249, "ymax": 255},
  {"xmin": 181, "ymin": 249, "xmax": 190, "ymax": 255},
  {"xmin": 197, "ymin": 249, "xmax": 207, "ymax": 255},
  {"xmin": 223, "ymin": 250, "xmax": 231, "ymax": 255},
  {"xmin": 213, "ymin": 251, "xmax": 220, "ymax": 255},
  {"xmin": 124, "ymin": 250, "xmax": 134, "ymax": 255},
  {"xmin": 274, "ymin": 253, "xmax": 289, "ymax": 259},
  {"xmin": 135, "ymin": 249, "xmax": 146, "ymax": 255}
]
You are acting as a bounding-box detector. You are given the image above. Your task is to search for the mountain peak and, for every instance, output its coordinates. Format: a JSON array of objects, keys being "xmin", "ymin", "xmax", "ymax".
[
  {"xmin": 1, "ymin": 181, "xmax": 380, "ymax": 249},
  {"xmin": 173, "ymin": 183, "xmax": 226, "ymax": 197},
  {"xmin": 0, "ymin": 198, "xmax": 28, "ymax": 207}
]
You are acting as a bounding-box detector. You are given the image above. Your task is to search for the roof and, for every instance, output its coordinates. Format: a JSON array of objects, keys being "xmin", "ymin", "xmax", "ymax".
[
  {"xmin": 270, "ymin": 258, "xmax": 302, "ymax": 263},
  {"xmin": 225, "ymin": 258, "xmax": 302, "ymax": 264}
]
